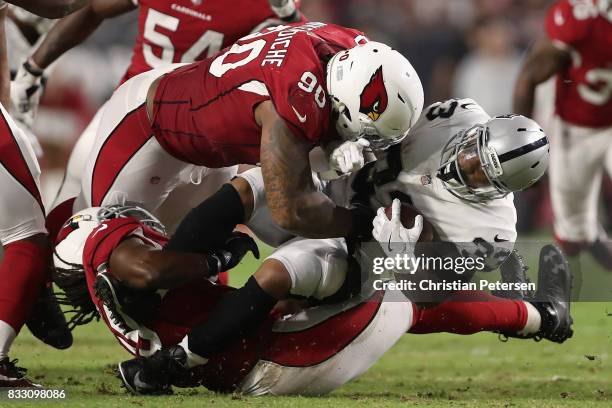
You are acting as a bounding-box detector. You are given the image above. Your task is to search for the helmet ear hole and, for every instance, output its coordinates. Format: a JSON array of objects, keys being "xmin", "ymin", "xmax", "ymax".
[{"xmin": 531, "ymin": 161, "xmax": 540, "ymax": 169}]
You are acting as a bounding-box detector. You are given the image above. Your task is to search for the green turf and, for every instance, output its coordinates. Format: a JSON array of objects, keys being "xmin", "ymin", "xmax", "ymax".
[{"xmin": 6, "ymin": 238, "xmax": 612, "ymax": 407}]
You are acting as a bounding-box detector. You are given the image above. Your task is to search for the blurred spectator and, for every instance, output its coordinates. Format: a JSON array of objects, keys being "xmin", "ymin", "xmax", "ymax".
[{"xmin": 453, "ymin": 18, "xmax": 521, "ymax": 116}]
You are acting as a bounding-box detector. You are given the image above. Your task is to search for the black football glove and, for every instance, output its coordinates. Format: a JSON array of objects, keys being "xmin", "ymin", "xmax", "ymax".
[{"xmin": 206, "ymin": 232, "xmax": 260, "ymax": 275}]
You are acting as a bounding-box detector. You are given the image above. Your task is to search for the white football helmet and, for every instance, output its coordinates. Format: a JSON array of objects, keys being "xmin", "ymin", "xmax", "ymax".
[
  {"xmin": 326, "ymin": 41, "xmax": 424, "ymax": 150},
  {"xmin": 54, "ymin": 205, "xmax": 165, "ymax": 272},
  {"xmin": 437, "ymin": 115, "xmax": 549, "ymax": 203}
]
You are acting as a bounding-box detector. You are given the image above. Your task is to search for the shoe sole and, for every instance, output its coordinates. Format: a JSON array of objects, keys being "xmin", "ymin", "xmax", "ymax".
[
  {"xmin": 94, "ymin": 273, "xmax": 129, "ymax": 331},
  {"xmin": 539, "ymin": 244, "xmax": 573, "ymax": 340},
  {"xmin": 539, "ymin": 244, "xmax": 572, "ymax": 302}
]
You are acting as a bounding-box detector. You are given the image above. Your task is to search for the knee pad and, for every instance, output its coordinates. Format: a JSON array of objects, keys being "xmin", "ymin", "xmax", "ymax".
[
  {"xmin": 314, "ymin": 253, "xmax": 348, "ymax": 300},
  {"xmin": 275, "ymin": 246, "xmax": 348, "ymax": 300}
]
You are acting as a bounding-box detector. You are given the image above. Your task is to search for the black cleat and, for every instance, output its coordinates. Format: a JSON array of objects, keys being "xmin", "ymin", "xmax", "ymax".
[
  {"xmin": 0, "ymin": 358, "xmax": 41, "ymax": 388},
  {"xmin": 117, "ymin": 358, "xmax": 172, "ymax": 395},
  {"xmin": 531, "ymin": 245, "xmax": 573, "ymax": 343},
  {"xmin": 500, "ymin": 245, "xmax": 573, "ymax": 343},
  {"xmin": 117, "ymin": 346, "xmax": 193, "ymax": 395},
  {"xmin": 26, "ymin": 286, "xmax": 73, "ymax": 350},
  {"xmin": 493, "ymin": 250, "xmax": 534, "ymax": 300},
  {"xmin": 93, "ymin": 272, "xmax": 161, "ymax": 327},
  {"xmin": 93, "ymin": 272, "xmax": 130, "ymax": 332}
]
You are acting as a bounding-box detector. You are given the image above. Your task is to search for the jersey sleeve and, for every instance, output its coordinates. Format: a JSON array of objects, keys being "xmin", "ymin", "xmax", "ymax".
[
  {"xmin": 83, "ymin": 218, "xmax": 144, "ymax": 278},
  {"xmin": 545, "ymin": 0, "xmax": 591, "ymax": 47},
  {"xmin": 263, "ymin": 38, "xmax": 330, "ymax": 144}
]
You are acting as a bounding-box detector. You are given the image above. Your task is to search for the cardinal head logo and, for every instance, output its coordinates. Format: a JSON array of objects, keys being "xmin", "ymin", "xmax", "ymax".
[{"xmin": 359, "ymin": 66, "xmax": 388, "ymax": 121}]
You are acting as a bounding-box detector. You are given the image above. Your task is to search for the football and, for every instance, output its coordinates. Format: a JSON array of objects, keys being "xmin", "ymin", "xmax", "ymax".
[{"xmin": 384, "ymin": 202, "xmax": 438, "ymax": 242}]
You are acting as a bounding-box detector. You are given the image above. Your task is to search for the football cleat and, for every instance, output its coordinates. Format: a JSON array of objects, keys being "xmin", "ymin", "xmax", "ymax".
[
  {"xmin": 26, "ymin": 286, "xmax": 73, "ymax": 350},
  {"xmin": 493, "ymin": 250, "xmax": 534, "ymax": 300},
  {"xmin": 117, "ymin": 346, "xmax": 191, "ymax": 395},
  {"xmin": 0, "ymin": 358, "xmax": 41, "ymax": 388},
  {"xmin": 117, "ymin": 358, "xmax": 172, "ymax": 395},
  {"xmin": 93, "ymin": 272, "xmax": 129, "ymax": 332},
  {"xmin": 93, "ymin": 271, "xmax": 161, "ymax": 328},
  {"xmin": 500, "ymin": 245, "xmax": 573, "ymax": 343}
]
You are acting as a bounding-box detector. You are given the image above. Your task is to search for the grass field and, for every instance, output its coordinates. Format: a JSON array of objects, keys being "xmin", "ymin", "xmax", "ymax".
[{"xmin": 7, "ymin": 236, "xmax": 612, "ymax": 407}]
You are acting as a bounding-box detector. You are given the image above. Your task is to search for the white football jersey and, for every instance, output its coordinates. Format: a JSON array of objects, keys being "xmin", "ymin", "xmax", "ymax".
[{"xmin": 372, "ymin": 98, "xmax": 518, "ymax": 246}]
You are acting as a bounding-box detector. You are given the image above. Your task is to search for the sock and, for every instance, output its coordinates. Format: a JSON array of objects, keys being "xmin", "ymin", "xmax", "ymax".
[
  {"xmin": 45, "ymin": 198, "xmax": 76, "ymax": 243},
  {"xmin": 165, "ymin": 184, "xmax": 245, "ymax": 254},
  {"xmin": 188, "ymin": 276, "xmax": 276, "ymax": 358},
  {"xmin": 0, "ymin": 320, "xmax": 16, "ymax": 360},
  {"xmin": 217, "ymin": 271, "xmax": 229, "ymax": 286},
  {"xmin": 517, "ymin": 301, "xmax": 542, "ymax": 336},
  {"xmin": 0, "ymin": 240, "xmax": 49, "ymax": 332},
  {"xmin": 409, "ymin": 290, "xmax": 528, "ymax": 335}
]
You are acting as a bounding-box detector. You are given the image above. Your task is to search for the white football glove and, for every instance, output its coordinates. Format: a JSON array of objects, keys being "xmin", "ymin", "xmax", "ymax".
[
  {"xmin": 329, "ymin": 138, "xmax": 370, "ymax": 175},
  {"xmin": 11, "ymin": 61, "xmax": 45, "ymax": 128},
  {"xmin": 372, "ymin": 198, "xmax": 423, "ymax": 258}
]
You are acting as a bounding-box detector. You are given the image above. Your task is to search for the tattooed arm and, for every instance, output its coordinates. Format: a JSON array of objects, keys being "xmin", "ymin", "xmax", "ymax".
[
  {"xmin": 7, "ymin": 0, "xmax": 90, "ymax": 18},
  {"xmin": 257, "ymin": 101, "xmax": 371, "ymax": 239}
]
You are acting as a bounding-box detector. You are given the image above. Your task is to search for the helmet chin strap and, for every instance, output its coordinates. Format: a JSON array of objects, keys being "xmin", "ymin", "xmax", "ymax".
[{"xmin": 437, "ymin": 161, "xmax": 462, "ymax": 184}]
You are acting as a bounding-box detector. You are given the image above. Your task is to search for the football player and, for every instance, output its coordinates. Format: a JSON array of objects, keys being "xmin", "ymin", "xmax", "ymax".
[
  {"xmin": 513, "ymin": 0, "xmax": 612, "ymax": 271},
  {"xmin": 68, "ymin": 22, "xmax": 424, "ymax": 243},
  {"xmin": 12, "ymin": 0, "xmax": 303, "ymax": 227},
  {"xmin": 142, "ymin": 98, "xmax": 568, "ymax": 371},
  {"xmin": 362, "ymin": 100, "xmax": 573, "ymax": 343},
  {"xmin": 323, "ymin": 98, "xmax": 548, "ymax": 267},
  {"xmin": 52, "ymin": 203, "xmax": 569, "ymax": 395},
  {"xmin": 0, "ymin": 0, "xmax": 92, "ymax": 387}
]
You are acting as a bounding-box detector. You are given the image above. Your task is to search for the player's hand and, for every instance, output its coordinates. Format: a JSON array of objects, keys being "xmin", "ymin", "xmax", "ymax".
[
  {"xmin": 11, "ymin": 60, "xmax": 45, "ymax": 127},
  {"xmin": 329, "ymin": 138, "xmax": 370, "ymax": 176},
  {"xmin": 372, "ymin": 199, "xmax": 423, "ymax": 258},
  {"xmin": 207, "ymin": 232, "xmax": 260, "ymax": 275}
]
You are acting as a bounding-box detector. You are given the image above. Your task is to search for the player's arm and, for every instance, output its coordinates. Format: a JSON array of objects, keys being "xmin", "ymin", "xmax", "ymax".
[
  {"xmin": 0, "ymin": 3, "xmax": 9, "ymax": 108},
  {"xmin": 8, "ymin": 8, "xmax": 41, "ymax": 45},
  {"xmin": 12, "ymin": 0, "xmax": 134, "ymax": 125},
  {"xmin": 6, "ymin": 0, "xmax": 90, "ymax": 18},
  {"xmin": 109, "ymin": 239, "xmax": 212, "ymax": 290},
  {"xmin": 112, "ymin": 176, "xmax": 258, "ymax": 290},
  {"xmin": 513, "ymin": 38, "xmax": 571, "ymax": 117},
  {"xmin": 30, "ymin": 0, "xmax": 136, "ymax": 70},
  {"xmin": 258, "ymin": 101, "xmax": 372, "ymax": 239}
]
